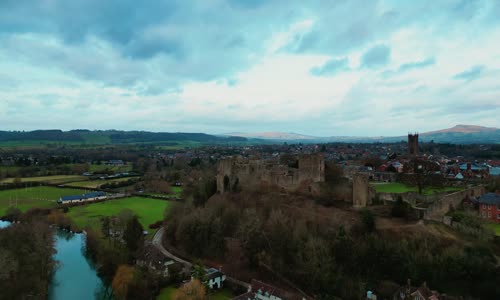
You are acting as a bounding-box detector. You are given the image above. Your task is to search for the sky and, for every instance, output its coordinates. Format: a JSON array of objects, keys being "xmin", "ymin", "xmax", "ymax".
[{"xmin": 0, "ymin": 0, "xmax": 499, "ymax": 136}]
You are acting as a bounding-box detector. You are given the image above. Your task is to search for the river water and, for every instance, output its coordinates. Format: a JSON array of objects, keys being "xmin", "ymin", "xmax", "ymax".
[
  {"xmin": 48, "ymin": 230, "xmax": 112, "ymax": 300},
  {"xmin": 0, "ymin": 221, "xmax": 111, "ymax": 300}
]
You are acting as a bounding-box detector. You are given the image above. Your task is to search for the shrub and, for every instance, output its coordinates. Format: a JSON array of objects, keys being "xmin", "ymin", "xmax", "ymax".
[{"xmin": 360, "ymin": 209, "xmax": 376, "ymax": 233}]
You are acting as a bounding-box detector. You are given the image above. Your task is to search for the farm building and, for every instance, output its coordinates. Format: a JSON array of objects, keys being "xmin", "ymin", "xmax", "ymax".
[{"xmin": 57, "ymin": 191, "xmax": 107, "ymax": 204}]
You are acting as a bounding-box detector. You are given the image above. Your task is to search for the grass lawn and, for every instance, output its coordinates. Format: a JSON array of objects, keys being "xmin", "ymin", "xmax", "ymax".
[
  {"xmin": 66, "ymin": 197, "xmax": 171, "ymax": 231},
  {"xmin": 0, "ymin": 186, "xmax": 85, "ymax": 216},
  {"xmin": 485, "ymin": 223, "xmax": 500, "ymax": 236},
  {"xmin": 210, "ymin": 289, "xmax": 234, "ymax": 300},
  {"xmin": 156, "ymin": 287, "xmax": 234, "ymax": 300},
  {"xmin": 157, "ymin": 287, "xmax": 177, "ymax": 300},
  {"xmin": 171, "ymin": 186, "xmax": 182, "ymax": 197},
  {"xmin": 66, "ymin": 177, "xmax": 139, "ymax": 189},
  {"xmin": 0, "ymin": 175, "xmax": 88, "ymax": 184},
  {"xmin": 371, "ymin": 182, "xmax": 461, "ymax": 195}
]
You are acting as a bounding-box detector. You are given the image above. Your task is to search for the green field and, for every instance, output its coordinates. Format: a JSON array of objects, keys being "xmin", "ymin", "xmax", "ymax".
[
  {"xmin": 171, "ymin": 186, "xmax": 182, "ymax": 197},
  {"xmin": 157, "ymin": 287, "xmax": 177, "ymax": 300},
  {"xmin": 157, "ymin": 286, "xmax": 234, "ymax": 300},
  {"xmin": 0, "ymin": 186, "xmax": 86, "ymax": 216},
  {"xmin": 371, "ymin": 182, "xmax": 461, "ymax": 195},
  {"xmin": 66, "ymin": 177, "xmax": 139, "ymax": 189},
  {"xmin": 485, "ymin": 223, "xmax": 500, "ymax": 236},
  {"xmin": 66, "ymin": 197, "xmax": 171, "ymax": 231},
  {"xmin": 1, "ymin": 175, "xmax": 88, "ymax": 184}
]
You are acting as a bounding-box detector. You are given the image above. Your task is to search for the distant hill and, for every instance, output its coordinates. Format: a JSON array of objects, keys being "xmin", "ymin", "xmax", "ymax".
[
  {"xmin": 226, "ymin": 132, "xmax": 317, "ymax": 140},
  {"xmin": 0, "ymin": 130, "xmax": 247, "ymax": 146},
  {"xmin": 0, "ymin": 125, "xmax": 497, "ymax": 146},
  {"xmin": 225, "ymin": 125, "xmax": 500, "ymax": 144}
]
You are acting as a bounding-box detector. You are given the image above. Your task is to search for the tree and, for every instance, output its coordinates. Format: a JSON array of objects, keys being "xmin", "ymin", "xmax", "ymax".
[
  {"xmin": 410, "ymin": 158, "xmax": 442, "ymax": 194},
  {"xmin": 111, "ymin": 265, "xmax": 135, "ymax": 300},
  {"xmin": 174, "ymin": 279, "xmax": 207, "ymax": 300},
  {"xmin": 5, "ymin": 207, "xmax": 21, "ymax": 222},
  {"xmin": 101, "ymin": 216, "xmax": 111, "ymax": 239},
  {"xmin": 191, "ymin": 262, "xmax": 208, "ymax": 285},
  {"xmin": 360, "ymin": 209, "xmax": 376, "ymax": 233},
  {"xmin": 123, "ymin": 215, "xmax": 144, "ymax": 259}
]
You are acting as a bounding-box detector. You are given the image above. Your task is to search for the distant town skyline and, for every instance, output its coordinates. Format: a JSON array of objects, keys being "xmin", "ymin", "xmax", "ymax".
[{"xmin": 1, "ymin": 1, "xmax": 499, "ymax": 136}]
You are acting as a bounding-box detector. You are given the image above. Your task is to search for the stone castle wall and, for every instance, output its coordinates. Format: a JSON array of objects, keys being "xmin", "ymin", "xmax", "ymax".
[
  {"xmin": 424, "ymin": 185, "xmax": 485, "ymax": 221},
  {"xmin": 217, "ymin": 154, "xmax": 325, "ymax": 193}
]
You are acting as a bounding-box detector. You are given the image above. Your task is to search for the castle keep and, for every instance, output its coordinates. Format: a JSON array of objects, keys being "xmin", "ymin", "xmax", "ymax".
[{"xmin": 217, "ymin": 154, "xmax": 325, "ymax": 193}]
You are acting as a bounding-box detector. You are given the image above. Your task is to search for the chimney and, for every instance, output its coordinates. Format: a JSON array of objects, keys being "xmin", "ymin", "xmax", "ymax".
[
  {"xmin": 467, "ymin": 162, "xmax": 471, "ymax": 170},
  {"xmin": 423, "ymin": 281, "xmax": 427, "ymax": 289}
]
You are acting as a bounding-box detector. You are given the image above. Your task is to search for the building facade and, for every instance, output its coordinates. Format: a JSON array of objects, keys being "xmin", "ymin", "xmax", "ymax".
[{"xmin": 478, "ymin": 193, "xmax": 500, "ymax": 223}]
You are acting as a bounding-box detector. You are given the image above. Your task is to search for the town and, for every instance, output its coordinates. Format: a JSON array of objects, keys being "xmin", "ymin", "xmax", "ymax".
[
  {"xmin": 1, "ymin": 130, "xmax": 499, "ymax": 300},
  {"xmin": 2, "ymin": 1, "xmax": 500, "ymax": 299}
]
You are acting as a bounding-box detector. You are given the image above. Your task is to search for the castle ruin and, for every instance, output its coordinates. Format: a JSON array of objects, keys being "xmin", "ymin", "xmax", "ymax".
[
  {"xmin": 353, "ymin": 174, "xmax": 371, "ymax": 208},
  {"xmin": 216, "ymin": 154, "xmax": 325, "ymax": 194}
]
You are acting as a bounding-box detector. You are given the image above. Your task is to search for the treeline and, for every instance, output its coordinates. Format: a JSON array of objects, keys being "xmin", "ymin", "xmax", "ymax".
[
  {"xmin": 0, "ymin": 222, "xmax": 56, "ymax": 300},
  {"xmin": 0, "ymin": 130, "xmax": 83, "ymax": 142},
  {"xmin": 165, "ymin": 193, "xmax": 500, "ymax": 300},
  {"xmin": 0, "ymin": 130, "xmax": 246, "ymax": 144},
  {"xmin": 84, "ymin": 210, "xmax": 168, "ymax": 300}
]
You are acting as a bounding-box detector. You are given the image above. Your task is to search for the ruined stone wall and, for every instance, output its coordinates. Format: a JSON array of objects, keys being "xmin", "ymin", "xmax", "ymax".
[
  {"xmin": 424, "ymin": 185, "xmax": 485, "ymax": 221},
  {"xmin": 216, "ymin": 154, "xmax": 325, "ymax": 194},
  {"xmin": 353, "ymin": 174, "xmax": 370, "ymax": 208}
]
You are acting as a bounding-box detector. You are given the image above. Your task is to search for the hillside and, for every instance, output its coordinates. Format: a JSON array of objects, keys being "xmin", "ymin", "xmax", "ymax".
[
  {"xmin": 0, "ymin": 130, "xmax": 246, "ymax": 146},
  {"xmin": 226, "ymin": 125, "xmax": 500, "ymax": 144}
]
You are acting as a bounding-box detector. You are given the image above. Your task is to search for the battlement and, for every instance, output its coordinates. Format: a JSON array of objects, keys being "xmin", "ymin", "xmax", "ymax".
[{"xmin": 216, "ymin": 154, "xmax": 325, "ymax": 193}]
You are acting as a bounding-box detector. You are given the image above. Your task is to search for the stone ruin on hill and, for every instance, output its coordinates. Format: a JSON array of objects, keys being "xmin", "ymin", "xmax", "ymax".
[{"xmin": 216, "ymin": 153, "xmax": 325, "ymax": 194}]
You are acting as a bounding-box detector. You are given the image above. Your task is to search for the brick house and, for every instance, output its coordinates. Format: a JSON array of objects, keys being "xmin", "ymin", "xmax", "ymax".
[{"xmin": 478, "ymin": 192, "xmax": 500, "ymax": 223}]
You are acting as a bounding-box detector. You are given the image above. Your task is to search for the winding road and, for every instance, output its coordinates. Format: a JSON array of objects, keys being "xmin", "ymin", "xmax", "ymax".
[{"xmin": 152, "ymin": 226, "xmax": 250, "ymax": 289}]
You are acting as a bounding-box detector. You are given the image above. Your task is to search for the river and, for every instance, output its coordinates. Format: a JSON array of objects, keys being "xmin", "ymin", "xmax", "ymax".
[
  {"xmin": 48, "ymin": 230, "xmax": 112, "ymax": 300},
  {"xmin": 0, "ymin": 221, "xmax": 111, "ymax": 300}
]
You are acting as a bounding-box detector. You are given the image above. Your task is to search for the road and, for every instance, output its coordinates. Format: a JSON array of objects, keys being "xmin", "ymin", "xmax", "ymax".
[{"xmin": 152, "ymin": 226, "xmax": 250, "ymax": 290}]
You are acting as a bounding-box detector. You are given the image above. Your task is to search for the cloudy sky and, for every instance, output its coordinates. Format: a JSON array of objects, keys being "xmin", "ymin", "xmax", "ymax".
[{"xmin": 1, "ymin": 0, "xmax": 499, "ymax": 136}]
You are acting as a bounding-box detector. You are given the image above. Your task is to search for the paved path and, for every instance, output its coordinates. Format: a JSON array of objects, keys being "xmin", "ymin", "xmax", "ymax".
[
  {"xmin": 152, "ymin": 227, "xmax": 250, "ymax": 290},
  {"xmin": 152, "ymin": 227, "xmax": 192, "ymax": 267}
]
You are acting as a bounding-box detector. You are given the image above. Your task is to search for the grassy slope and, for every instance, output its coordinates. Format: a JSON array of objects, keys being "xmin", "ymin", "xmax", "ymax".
[
  {"xmin": 485, "ymin": 223, "xmax": 500, "ymax": 236},
  {"xmin": 66, "ymin": 197, "xmax": 171, "ymax": 230},
  {"xmin": 0, "ymin": 175, "xmax": 88, "ymax": 184},
  {"xmin": 0, "ymin": 186, "xmax": 85, "ymax": 216},
  {"xmin": 171, "ymin": 186, "xmax": 182, "ymax": 197},
  {"xmin": 371, "ymin": 182, "xmax": 461, "ymax": 195},
  {"xmin": 157, "ymin": 287, "xmax": 177, "ymax": 300}
]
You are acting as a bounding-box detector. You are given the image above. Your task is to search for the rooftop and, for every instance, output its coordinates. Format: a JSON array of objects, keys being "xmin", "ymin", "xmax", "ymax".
[{"xmin": 478, "ymin": 193, "xmax": 500, "ymax": 205}]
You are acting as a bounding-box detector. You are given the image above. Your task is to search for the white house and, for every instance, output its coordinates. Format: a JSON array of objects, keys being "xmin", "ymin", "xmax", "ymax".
[{"xmin": 206, "ymin": 268, "xmax": 226, "ymax": 289}]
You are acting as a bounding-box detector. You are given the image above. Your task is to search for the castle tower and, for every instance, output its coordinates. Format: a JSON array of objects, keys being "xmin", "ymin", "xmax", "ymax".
[{"xmin": 408, "ymin": 133, "xmax": 419, "ymax": 155}]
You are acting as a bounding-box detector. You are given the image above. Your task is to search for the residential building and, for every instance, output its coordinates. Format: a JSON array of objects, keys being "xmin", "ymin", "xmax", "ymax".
[
  {"xmin": 478, "ymin": 192, "xmax": 500, "ymax": 223},
  {"xmin": 206, "ymin": 268, "xmax": 226, "ymax": 289},
  {"xmin": 232, "ymin": 279, "xmax": 310, "ymax": 300}
]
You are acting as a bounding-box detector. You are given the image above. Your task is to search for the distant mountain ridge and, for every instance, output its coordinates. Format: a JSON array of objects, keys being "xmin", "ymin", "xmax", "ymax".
[
  {"xmin": 0, "ymin": 130, "xmax": 246, "ymax": 145},
  {"xmin": 422, "ymin": 124, "xmax": 498, "ymax": 135},
  {"xmin": 226, "ymin": 132, "xmax": 317, "ymax": 140},
  {"xmin": 0, "ymin": 125, "xmax": 497, "ymax": 145},
  {"xmin": 226, "ymin": 125, "xmax": 500, "ymax": 144}
]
